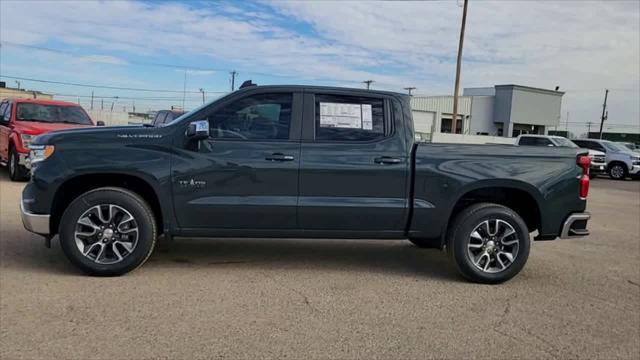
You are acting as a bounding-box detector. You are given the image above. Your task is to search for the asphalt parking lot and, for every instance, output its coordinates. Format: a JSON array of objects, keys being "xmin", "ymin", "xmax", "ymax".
[{"xmin": 1, "ymin": 172, "xmax": 638, "ymax": 359}]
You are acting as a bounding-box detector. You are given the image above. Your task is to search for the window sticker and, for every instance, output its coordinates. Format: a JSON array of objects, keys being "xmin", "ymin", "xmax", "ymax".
[
  {"xmin": 361, "ymin": 104, "xmax": 373, "ymax": 130},
  {"xmin": 320, "ymin": 102, "xmax": 371, "ymax": 129}
]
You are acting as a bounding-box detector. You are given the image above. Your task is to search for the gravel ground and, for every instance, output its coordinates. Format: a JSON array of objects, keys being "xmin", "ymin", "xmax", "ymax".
[{"xmin": 1, "ymin": 172, "xmax": 639, "ymax": 359}]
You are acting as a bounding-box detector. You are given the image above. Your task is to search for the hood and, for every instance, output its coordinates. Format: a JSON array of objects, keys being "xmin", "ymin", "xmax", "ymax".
[
  {"xmin": 15, "ymin": 120, "xmax": 93, "ymax": 135},
  {"xmin": 32, "ymin": 124, "xmax": 165, "ymax": 146},
  {"xmin": 585, "ymin": 149, "xmax": 605, "ymax": 156}
]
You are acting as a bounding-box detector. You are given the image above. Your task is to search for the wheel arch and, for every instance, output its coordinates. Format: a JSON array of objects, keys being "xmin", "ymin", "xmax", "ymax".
[
  {"xmin": 50, "ymin": 173, "xmax": 166, "ymax": 236},
  {"xmin": 442, "ymin": 182, "xmax": 543, "ymax": 246}
]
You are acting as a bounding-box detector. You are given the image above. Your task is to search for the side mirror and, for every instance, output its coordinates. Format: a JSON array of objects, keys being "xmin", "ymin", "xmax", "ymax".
[
  {"xmin": 96, "ymin": 121, "xmax": 105, "ymax": 126},
  {"xmin": 186, "ymin": 120, "xmax": 210, "ymax": 140}
]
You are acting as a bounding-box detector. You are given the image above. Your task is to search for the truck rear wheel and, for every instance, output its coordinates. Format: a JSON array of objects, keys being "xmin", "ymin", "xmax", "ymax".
[
  {"xmin": 58, "ymin": 187, "xmax": 157, "ymax": 276},
  {"xmin": 9, "ymin": 146, "xmax": 29, "ymax": 181},
  {"xmin": 447, "ymin": 203, "xmax": 530, "ymax": 284}
]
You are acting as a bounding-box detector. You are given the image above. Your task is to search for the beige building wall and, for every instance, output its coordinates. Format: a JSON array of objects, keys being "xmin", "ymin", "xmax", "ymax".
[{"xmin": 0, "ymin": 87, "xmax": 53, "ymax": 101}]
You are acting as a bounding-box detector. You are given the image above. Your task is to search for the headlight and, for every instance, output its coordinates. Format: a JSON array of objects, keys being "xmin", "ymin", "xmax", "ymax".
[
  {"xmin": 29, "ymin": 145, "xmax": 55, "ymax": 164},
  {"xmin": 20, "ymin": 134, "xmax": 34, "ymax": 149}
]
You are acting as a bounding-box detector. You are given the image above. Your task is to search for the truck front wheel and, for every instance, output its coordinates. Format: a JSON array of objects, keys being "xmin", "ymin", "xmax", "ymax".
[
  {"xmin": 447, "ymin": 203, "xmax": 530, "ymax": 284},
  {"xmin": 58, "ymin": 187, "xmax": 157, "ymax": 276},
  {"xmin": 9, "ymin": 146, "xmax": 29, "ymax": 181}
]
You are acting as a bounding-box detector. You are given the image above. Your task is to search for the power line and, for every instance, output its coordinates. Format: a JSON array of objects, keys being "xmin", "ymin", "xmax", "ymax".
[
  {"xmin": 0, "ymin": 75, "xmax": 228, "ymax": 94},
  {"xmin": 0, "ymin": 41, "xmax": 382, "ymax": 86}
]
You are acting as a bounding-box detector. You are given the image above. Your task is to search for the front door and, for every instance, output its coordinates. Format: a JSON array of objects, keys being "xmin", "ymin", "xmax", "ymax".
[
  {"xmin": 0, "ymin": 101, "xmax": 12, "ymax": 162},
  {"xmin": 297, "ymin": 91, "xmax": 410, "ymax": 235},
  {"xmin": 172, "ymin": 91, "xmax": 302, "ymax": 230}
]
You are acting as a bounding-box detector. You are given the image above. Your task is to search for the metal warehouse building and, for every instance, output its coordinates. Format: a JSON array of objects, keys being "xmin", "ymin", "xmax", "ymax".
[{"xmin": 411, "ymin": 84, "xmax": 564, "ymax": 139}]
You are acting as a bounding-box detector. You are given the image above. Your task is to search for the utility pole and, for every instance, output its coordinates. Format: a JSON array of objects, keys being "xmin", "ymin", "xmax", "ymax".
[
  {"xmin": 404, "ymin": 87, "xmax": 416, "ymax": 96},
  {"xmin": 230, "ymin": 70, "xmax": 238, "ymax": 91},
  {"xmin": 101, "ymin": 99, "xmax": 104, "ymax": 111},
  {"xmin": 452, "ymin": 0, "xmax": 468, "ymax": 131},
  {"xmin": 363, "ymin": 80, "xmax": 374, "ymax": 90},
  {"xmin": 587, "ymin": 121, "xmax": 592, "ymax": 137},
  {"xmin": 598, "ymin": 89, "xmax": 608, "ymax": 139},
  {"xmin": 565, "ymin": 111, "xmax": 569, "ymax": 132},
  {"xmin": 14, "ymin": 80, "xmax": 20, "ymax": 90},
  {"xmin": 199, "ymin": 88, "xmax": 205, "ymax": 104},
  {"xmin": 90, "ymin": 90, "xmax": 94, "ymax": 110},
  {"xmin": 182, "ymin": 70, "xmax": 187, "ymax": 110},
  {"xmin": 132, "ymin": 100, "xmax": 135, "ymax": 113}
]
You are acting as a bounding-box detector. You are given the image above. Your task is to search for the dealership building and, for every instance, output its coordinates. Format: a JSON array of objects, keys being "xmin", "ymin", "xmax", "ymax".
[{"xmin": 411, "ymin": 84, "xmax": 564, "ymax": 140}]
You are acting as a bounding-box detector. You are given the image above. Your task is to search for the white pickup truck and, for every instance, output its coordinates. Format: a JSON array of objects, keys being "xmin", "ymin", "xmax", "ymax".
[{"xmin": 515, "ymin": 135, "xmax": 607, "ymax": 178}]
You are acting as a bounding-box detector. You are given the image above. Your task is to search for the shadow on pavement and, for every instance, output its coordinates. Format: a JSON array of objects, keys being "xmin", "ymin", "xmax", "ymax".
[{"xmin": 7, "ymin": 235, "xmax": 461, "ymax": 282}]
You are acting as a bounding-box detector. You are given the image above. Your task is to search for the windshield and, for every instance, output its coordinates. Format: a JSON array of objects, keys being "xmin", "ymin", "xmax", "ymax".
[
  {"xmin": 551, "ymin": 137, "xmax": 578, "ymax": 148},
  {"xmin": 602, "ymin": 141, "xmax": 632, "ymax": 153},
  {"xmin": 16, "ymin": 103, "xmax": 93, "ymax": 125}
]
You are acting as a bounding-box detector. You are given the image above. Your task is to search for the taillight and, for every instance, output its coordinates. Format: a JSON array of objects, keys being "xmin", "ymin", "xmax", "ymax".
[
  {"xmin": 577, "ymin": 155, "xmax": 591, "ymax": 174},
  {"xmin": 577, "ymin": 155, "xmax": 591, "ymax": 199},
  {"xmin": 579, "ymin": 174, "xmax": 589, "ymax": 199}
]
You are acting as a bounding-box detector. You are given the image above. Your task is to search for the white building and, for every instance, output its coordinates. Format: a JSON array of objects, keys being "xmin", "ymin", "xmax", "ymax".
[{"xmin": 411, "ymin": 84, "xmax": 564, "ymax": 140}]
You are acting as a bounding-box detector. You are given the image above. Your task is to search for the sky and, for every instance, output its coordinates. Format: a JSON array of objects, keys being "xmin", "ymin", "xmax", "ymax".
[{"xmin": 0, "ymin": 0, "xmax": 639, "ymax": 134}]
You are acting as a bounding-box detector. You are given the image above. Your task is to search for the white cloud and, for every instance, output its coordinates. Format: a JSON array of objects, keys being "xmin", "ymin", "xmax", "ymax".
[
  {"xmin": 0, "ymin": 0, "xmax": 638, "ymax": 129},
  {"xmin": 78, "ymin": 55, "xmax": 128, "ymax": 65}
]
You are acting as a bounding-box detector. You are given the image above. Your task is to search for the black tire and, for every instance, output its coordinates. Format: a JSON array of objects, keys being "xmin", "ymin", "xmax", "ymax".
[
  {"xmin": 59, "ymin": 187, "xmax": 157, "ymax": 276},
  {"xmin": 608, "ymin": 163, "xmax": 627, "ymax": 180},
  {"xmin": 447, "ymin": 203, "xmax": 530, "ymax": 284},
  {"xmin": 8, "ymin": 146, "xmax": 29, "ymax": 181}
]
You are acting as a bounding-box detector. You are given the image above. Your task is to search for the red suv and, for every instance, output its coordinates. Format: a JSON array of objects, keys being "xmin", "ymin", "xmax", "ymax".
[{"xmin": 0, "ymin": 98, "xmax": 96, "ymax": 181}]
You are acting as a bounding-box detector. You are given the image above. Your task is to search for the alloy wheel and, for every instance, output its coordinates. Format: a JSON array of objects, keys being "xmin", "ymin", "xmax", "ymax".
[
  {"xmin": 611, "ymin": 165, "xmax": 624, "ymax": 179},
  {"xmin": 74, "ymin": 204, "xmax": 139, "ymax": 264},
  {"xmin": 467, "ymin": 219, "xmax": 520, "ymax": 273}
]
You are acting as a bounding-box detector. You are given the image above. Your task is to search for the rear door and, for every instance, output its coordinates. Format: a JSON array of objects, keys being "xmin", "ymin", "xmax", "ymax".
[
  {"xmin": 297, "ymin": 90, "xmax": 410, "ymax": 235},
  {"xmin": 172, "ymin": 90, "xmax": 302, "ymax": 230}
]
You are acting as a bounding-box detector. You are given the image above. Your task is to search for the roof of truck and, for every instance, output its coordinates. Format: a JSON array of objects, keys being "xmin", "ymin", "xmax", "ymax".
[
  {"xmin": 234, "ymin": 84, "xmax": 408, "ymax": 98},
  {"xmin": 4, "ymin": 97, "xmax": 83, "ymax": 107}
]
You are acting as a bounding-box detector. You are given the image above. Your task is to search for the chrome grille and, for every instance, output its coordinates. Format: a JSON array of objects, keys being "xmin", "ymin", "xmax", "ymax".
[{"xmin": 592, "ymin": 155, "xmax": 605, "ymax": 163}]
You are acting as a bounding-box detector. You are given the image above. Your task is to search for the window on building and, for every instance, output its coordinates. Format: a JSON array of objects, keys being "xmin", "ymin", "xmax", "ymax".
[
  {"xmin": 315, "ymin": 94, "xmax": 386, "ymax": 141},
  {"xmin": 207, "ymin": 93, "xmax": 292, "ymax": 140},
  {"xmin": 440, "ymin": 118, "xmax": 452, "ymax": 133}
]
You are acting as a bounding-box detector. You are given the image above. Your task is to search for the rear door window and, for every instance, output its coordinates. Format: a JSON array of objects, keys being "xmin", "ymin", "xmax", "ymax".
[{"xmin": 314, "ymin": 94, "xmax": 386, "ymax": 141}]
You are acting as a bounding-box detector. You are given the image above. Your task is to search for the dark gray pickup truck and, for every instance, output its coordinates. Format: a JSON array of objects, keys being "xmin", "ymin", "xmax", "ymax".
[{"xmin": 21, "ymin": 85, "xmax": 591, "ymax": 283}]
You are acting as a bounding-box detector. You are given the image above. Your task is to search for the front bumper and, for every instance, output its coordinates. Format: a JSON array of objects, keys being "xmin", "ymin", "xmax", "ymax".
[
  {"xmin": 590, "ymin": 164, "xmax": 606, "ymax": 174},
  {"xmin": 629, "ymin": 165, "xmax": 640, "ymax": 175},
  {"xmin": 560, "ymin": 212, "xmax": 590, "ymax": 239},
  {"xmin": 21, "ymin": 199, "xmax": 50, "ymax": 235}
]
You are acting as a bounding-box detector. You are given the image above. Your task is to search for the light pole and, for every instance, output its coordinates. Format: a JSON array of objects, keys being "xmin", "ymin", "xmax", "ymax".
[{"xmin": 199, "ymin": 88, "xmax": 205, "ymax": 104}]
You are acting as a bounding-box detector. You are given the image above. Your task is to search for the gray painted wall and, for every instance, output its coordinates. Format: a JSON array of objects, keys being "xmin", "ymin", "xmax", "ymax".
[
  {"xmin": 510, "ymin": 88, "xmax": 562, "ymax": 126},
  {"xmin": 469, "ymin": 96, "xmax": 498, "ymax": 135}
]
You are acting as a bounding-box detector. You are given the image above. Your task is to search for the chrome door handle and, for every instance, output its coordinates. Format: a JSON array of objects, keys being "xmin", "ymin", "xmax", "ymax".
[
  {"xmin": 374, "ymin": 156, "xmax": 402, "ymax": 165},
  {"xmin": 265, "ymin": 153, "xmax": 295, "ymax": 162}
]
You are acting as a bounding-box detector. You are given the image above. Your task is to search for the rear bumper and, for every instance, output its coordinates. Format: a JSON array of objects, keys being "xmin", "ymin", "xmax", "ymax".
[
  {"xmin": 21, "ymin": 199, "xmax": 50, "ymax": 235},
  {"xmin": 560, "ymin": 212, "xmax": 590, "ymax": 239}
]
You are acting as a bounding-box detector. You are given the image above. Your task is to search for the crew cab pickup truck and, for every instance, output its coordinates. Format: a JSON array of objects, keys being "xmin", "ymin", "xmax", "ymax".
[
  {"xmin": 21, "ymin": 85, "xmax": 592, "ymax": 283},
  {"xmin": 573, "ymin": 139, "xmax": 640, "ymax": 180},
  {"xmin": 0, "ymin": 98, "xmax": 97, "ymax": 181}
]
